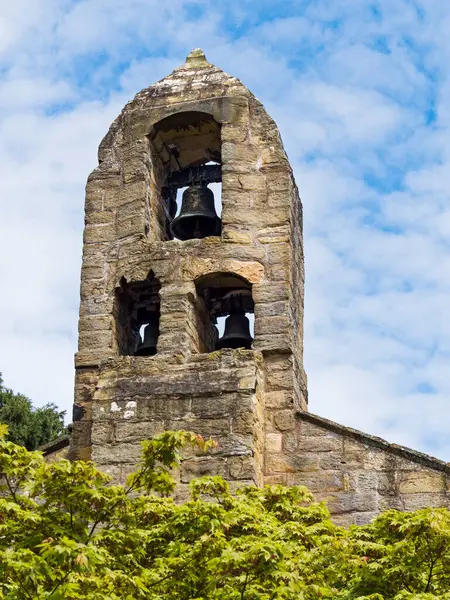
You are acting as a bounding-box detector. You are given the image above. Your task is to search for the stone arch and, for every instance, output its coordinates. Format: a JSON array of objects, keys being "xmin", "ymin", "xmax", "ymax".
[
  {"xmin": 147, "ymin": 110, "xmax": 222, "ymax": 242},
  {"xmin": 194, "ymin": 271, "xmax": 254, "ymax": 353}
]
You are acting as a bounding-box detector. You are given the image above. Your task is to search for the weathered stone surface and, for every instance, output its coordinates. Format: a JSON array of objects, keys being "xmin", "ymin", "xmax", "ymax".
[
  {"xmin": 114, "ymin": 421, "xmax": 165, "ymax": 442},
  {"xmin": 68, "ymin": 49, "xmax": 450, "ymax": 528},
  {"xmin": 265, "ymin": 433, "xmax": 282, "ymax": 453},
  {"xmin": 181, "ymin": 457, "xmax": 227, "ymax": 482},
  {"xmin": 284, "ymin": 412, "xmax": 450, "ymax": 523}
]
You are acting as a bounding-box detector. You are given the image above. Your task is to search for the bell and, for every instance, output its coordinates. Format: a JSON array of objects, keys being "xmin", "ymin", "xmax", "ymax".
[
  {"xmin": 135, "ymin": 320, "xmax": 159, "ymax": 356},
  {"xmin": 170, "ymin": 183, "xmax": 221, "ymax": 240},
  {"xmin": 216, "ymin": 312, "xmax": 253, "ymax": 350}
]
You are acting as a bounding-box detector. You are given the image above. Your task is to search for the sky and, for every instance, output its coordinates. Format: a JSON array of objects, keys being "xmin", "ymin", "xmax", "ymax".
[{"xmin": 1, "ymin": 0, "xmax": 450, "ymax": 458}]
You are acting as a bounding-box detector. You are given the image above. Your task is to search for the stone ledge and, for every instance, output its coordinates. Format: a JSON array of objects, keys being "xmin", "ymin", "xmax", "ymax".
[
  {"xmin": 296, "ymin": 411, "xmax": 450, "ymax": 474},
  {"xmin": 41, "ymin": 434, "xmax": 71, "ymax": 456}
]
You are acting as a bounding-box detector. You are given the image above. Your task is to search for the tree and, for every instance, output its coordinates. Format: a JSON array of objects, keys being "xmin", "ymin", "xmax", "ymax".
[
  {"xmin": 0, "ymin": 425, "xmax": 450, "ymax": 599},
  {"xmin": 0, "ymin": 374, "xmax": 65, "ymax": 450}
]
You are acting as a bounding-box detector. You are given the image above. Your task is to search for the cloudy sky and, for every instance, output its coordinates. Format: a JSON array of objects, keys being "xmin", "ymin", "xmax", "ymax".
[{"xmin": 1, "ymin": 0, "xmax": 450, "ymax": 458}]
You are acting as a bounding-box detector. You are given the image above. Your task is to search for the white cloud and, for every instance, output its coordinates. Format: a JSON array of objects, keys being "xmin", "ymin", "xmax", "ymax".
[{"xmin": 1, "ymin": 0, "xmax": 450, "ymax": 461}]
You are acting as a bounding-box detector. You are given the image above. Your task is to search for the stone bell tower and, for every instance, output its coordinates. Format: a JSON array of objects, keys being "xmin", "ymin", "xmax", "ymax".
[{"xmin": 71, "ymin": 49, "xmax": 307, "ymax": 490}]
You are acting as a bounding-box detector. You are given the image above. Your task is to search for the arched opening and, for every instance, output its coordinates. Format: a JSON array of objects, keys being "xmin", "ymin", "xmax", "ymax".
[
  {"xmin": 114, "ymin": 271, "xmax": 161, "ymax": 356},
  {"xmin": 195, "ymin": 272, "xmax": 254, "ymax": 353},
  {"xmin": 148, "ymin": 111, "xmax": 222, "ymax": 241}
]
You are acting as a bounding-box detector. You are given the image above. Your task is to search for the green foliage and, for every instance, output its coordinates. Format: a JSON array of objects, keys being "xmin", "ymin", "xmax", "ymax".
[
  {"xmin": 0, "ymin": 373, "xmax": 65, "ymax": 450},
  {"xmin": 1, "ymin": 425, "xmax": 450, "ymax": 599}
]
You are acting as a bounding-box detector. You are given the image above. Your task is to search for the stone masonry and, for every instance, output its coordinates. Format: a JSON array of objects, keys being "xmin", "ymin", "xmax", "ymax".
[{"xmin": 65, "ymin": 49, "xmax": 450, "ymax": 525}]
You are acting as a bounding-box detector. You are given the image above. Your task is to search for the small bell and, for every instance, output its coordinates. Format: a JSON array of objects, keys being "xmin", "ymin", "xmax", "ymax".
[
  {"xmin": 170, "ymin": 183, "xmax": 221, "ymax": 240},
  {"xmin": 216, "ymin": 312, "xmax": 253, "ymax": 350},
  {"xmin": 135, "ymin": 320, "xmax": 159, "ymax": 356}
]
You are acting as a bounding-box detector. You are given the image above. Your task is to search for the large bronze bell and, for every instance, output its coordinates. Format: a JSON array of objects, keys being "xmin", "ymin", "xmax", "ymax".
[
  {"xmin": 170, "ymin": 183, "xmax": 221, "ymax": 240},
  {"xmin": 135, "ymin": 320, "xmax": 159, "ymax": 356},
  {"xmin": 216, "ymin": 312, "xmax": 253, "ymax": 350}
]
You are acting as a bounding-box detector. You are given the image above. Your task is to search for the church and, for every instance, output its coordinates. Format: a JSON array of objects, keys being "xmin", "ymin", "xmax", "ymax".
[{"xmin": 46, "ymin": 49, "xmax": 450, "ymax": 527}]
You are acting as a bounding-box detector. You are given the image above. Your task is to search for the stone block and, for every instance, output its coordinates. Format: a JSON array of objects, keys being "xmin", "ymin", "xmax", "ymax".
[
  {"xmin": 78, "ymin": 330, "xmax": 112, "ymax": 350},
  {"xmin": 265, "ymin": 453, "xmax": 297, "ymax": 474},
  {"xmin": 85, "ymin": 192, "xmax": 103, "ymax": 215},
  {"xmin": 299, "ymin": 421, "xmax": 330, "ymax": 437},
  {"xmin": 287, "ymin": 472, "xmax": 343, "ymax": 493},
  {"xmin": 207, "ymin": 435, "xmax": 254, "ymax": 458},
  {"xmin": 181, "ymin": 457, "xmax": 227, "ymax": 482},
  {"xmin": 221, "ymin": 228, "xmax": 253, "ymax": 244},
  {"xmin": 228, "ymin": 455, "xmax": 255, "ymax": 480},
  {"xmin": 85, "ymin": 210, "xmax": 114, "ymax": 226},
  {"xmin": 325, "ymin": 492, "xmax": 378, "ymax": 515},
  {"xmin": 232, "ymin": 411, "xmax": 257, "ymax": 435},
  {"xmin": 221, "ymin": 125, "xmax": 248, "ymax": 143},
  {"xmin": 173, "ymin": 483, "xmax": 192, "ymax": 503},
  {"xmin": 115, "ymin": 420, "xmax": 164, "ymax": 442},
  {"xmin": 75, "ymin": 349, "xmax": 112, "ymax": 368},
  {"xmin": 401, "ymin": 493, "xmax": 450, "ymax": 511},
  {"xmin": 221, "ymin": 190, "xmax": 253, "ymax": 210},
  {"xmin": 117, "ymin": 215, "xmax": 145, "ymax": 239},
  {"xmin": 298, "ymin": 435, "xmax": 342, "ymax": 453},
  {"xmin": 282, "ymin": 432, "xmax": 298, "ymax": 453},
  {"xmin": 83, "ymin": 223, "xmax": 116, "ymax": 244},
  {"xmin": 255, "ymin": 302, "xmax": 289, "ymax": 318},
  {"xmin": 81, "ymin": 265, "xmax": 105, "ymax": 281},
  {"xmin": 319, "ymin": 452, "xmax": 363, "ymax": 471},
  {"xmin": 265, "ymin": 391, "xmax": 294, "ymax": 410},
  {"xmin": 348, "ymin": 471, "xmax": 378, "ymax": 493},
  {"xmin": 221, "ymin": 142, "xmax": 259, "ymax": 166},
  {"xmin": 91, "ymin": 422, "xmax": 114, "ymax": 444},
  {"xmin": 114, "ymin": 367, "xmax": 256, "ymax": 398},
  {"xmin": 252, "ymin": 284, "xmax": 288, "ymax": 303},
  {"xmin": 351, "ymin": 512, "xmax": 379, "ymax": 526},
  {"xmin": 78, "ymin": 316, "xmax": 112, "ymax": 332},
  {"xmin": 265, "ymin": 356, "xmax": 293, "ymax": 389},
  {"xmin": 92, "ymin": 443, "xmax": 142, "ymax": 464},
  {"xmin": 398, "ymin": 471, "xmax": 445, "ymax": 494},
  {"xmin": 254, "ymin": 316, "xmax": 290, "ymax": 335},
  {"xmin": 265, "ymin": 433, "xmax": 282, "ymax": 453},
  {"xmin": 376, "ymin": 472, "xmax": 398, "ymax": 496},
  {"xmin": 264, "ymin": 474, "xmax": 288, "ymax": 485},
  {"xmin": 273, "ymin": 410, "xmax": 296, "ymax": 431},
  {"xmin": 167, "ymin": 418, "xmax": 230, "ymax": 438},
  {"xmin": 191, "ymin": 394, "xmax": 241, "ymax": 419},
  {"xmin": 253, "ymin": 334, "xmax": 291, "ymax": 353},
  {"xmin": 361, "ymin": 450, "xmax": 396, "ymax": 472},
  {"xmin": 257, "ymin": 225, "xmax": 290, "ymax": 244}
]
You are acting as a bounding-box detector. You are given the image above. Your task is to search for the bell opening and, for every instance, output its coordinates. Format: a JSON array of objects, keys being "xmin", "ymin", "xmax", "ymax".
[
  {"xmin": 148, "ymin": 112, "xmax": 222, "ymax": 242},
  {"xmin": 194, "ymin": 272, "xmax": 254, "ymax": 354},
  {"xmin": 114, "ymin": 272, "xmax": 161, "ymax": 357}
]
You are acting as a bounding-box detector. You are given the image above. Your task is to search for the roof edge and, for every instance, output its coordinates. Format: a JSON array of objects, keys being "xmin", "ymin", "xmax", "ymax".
[
  {"xmin": 296, "ymin": 410, "xmax": 450, "ymax": 474},
  {"xmin": 40, "ymin": 434, "xmax": 71, "ymax": 456}
]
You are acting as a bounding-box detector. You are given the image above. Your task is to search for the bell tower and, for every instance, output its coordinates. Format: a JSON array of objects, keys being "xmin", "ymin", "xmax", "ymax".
[{"xmin": 71, "ymin": 49, "xmax": 307, "ymax": 490}]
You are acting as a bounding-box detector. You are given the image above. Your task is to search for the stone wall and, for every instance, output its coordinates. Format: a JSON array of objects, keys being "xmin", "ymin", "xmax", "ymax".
[
  {"xmin": 71, "ymin": 49, "xmax": 307, "ymax": 484},
  {"xmin": 69, "ymin": 48, "xmax": 450, "ymax": 527},
  {"xmin": 88, "ymin": 351, "xmax": 265, "ymax": 495},
  {"xmin": 264, "ymin": 411, "xmax": 450, "ymax": 526}
]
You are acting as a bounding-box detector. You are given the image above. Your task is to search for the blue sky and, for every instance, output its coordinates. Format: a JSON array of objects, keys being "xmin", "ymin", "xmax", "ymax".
[{"xmin": 1, "ymin": 0, "xmax": 450, "ymax": 458}]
